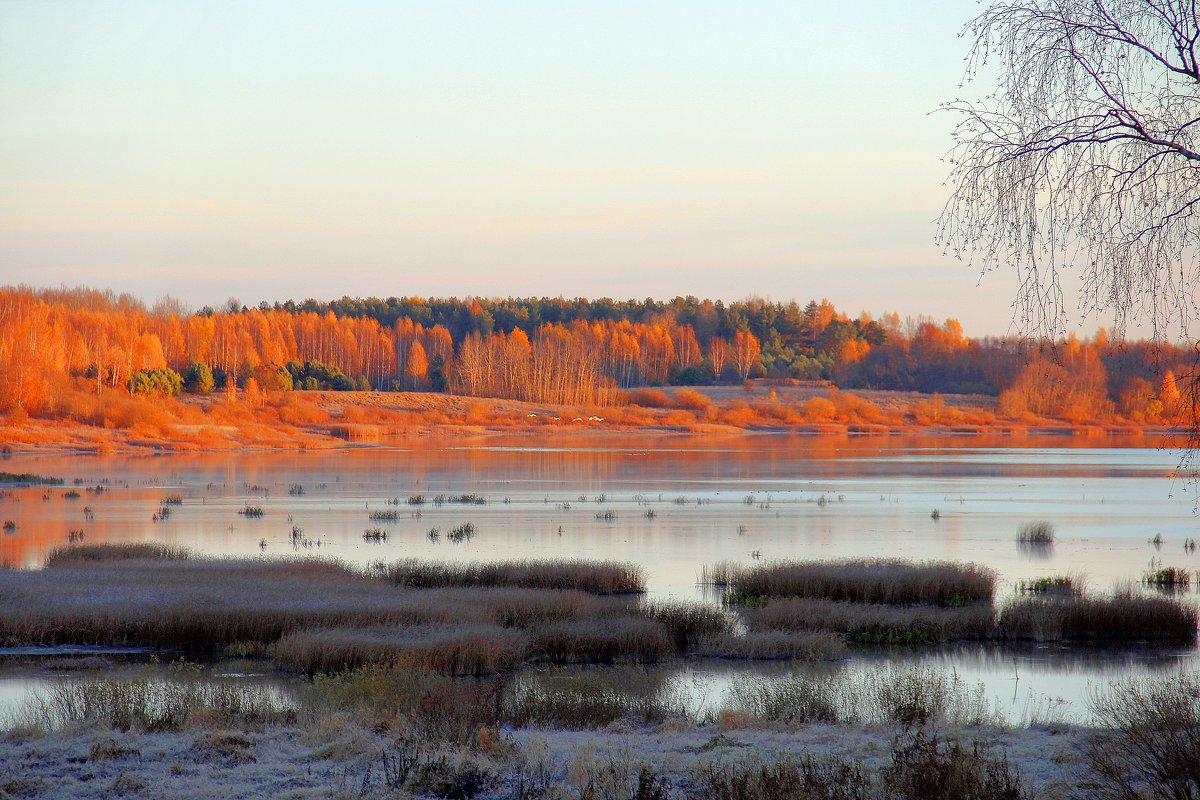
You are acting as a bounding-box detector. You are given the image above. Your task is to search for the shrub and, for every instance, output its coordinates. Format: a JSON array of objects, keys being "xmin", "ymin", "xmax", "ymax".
[
  {"xmin": 882, "ymin": 729, "xmax": 1027, "ymax": 800},
  {"xmin": 183, "ymin": 362, "xmax": 215, "ymax": 394},
  {"xmin": 1085, "ymin": 673, "xmax": 1200, "ymax": 800},
  {"xmin": 128, "ymin": 367, "xmax": 183, "ymax": 398}
]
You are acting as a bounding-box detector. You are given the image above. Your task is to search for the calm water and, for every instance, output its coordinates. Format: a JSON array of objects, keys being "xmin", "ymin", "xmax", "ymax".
[{"xmin": 1, "ymin": 432, "xmax": 1197, "ymax": 722}]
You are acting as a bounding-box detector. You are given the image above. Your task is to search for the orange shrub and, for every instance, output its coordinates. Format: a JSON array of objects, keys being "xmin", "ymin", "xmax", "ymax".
[
  {"xmin": 624, "ymin": 388, "xmax": 672, "ymax": 408},
  {"xmin": 673, "ymin": 388, "xmax": 713, "ymax": 411}
]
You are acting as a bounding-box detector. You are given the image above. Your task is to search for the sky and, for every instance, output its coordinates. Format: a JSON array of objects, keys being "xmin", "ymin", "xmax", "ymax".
[{"xmin": 0, "ymin": 1, "xmax": 1054, "ymax": 336}]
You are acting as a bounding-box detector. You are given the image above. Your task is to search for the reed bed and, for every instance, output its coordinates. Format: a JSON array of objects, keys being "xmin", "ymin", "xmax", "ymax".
[
  {"xmin": 375, "ymin": 558, "xmax": 645, "ymax": 594},
  {"xmin": 487, "ymin": 588, "xmax": 627, "ymax": 628},
  {"xmin": 638, "ymin": 601, "xmax": 736, "ymax": 652},
  {"xmin": 305, "ymin": 664, "xmax": 504, "ymax": 743},
  {"xmin": 272, "ymin": 624, "xmax": 528, "ymax": 675},
  {"xmin": 0, "ymin": 558, "xmax": 499, "ymax": 649},
  {"xmin": 747, "ymin": 598, "xmax": 996, "ymax": 644},
  {"xmin": 1016, "ymin": 575, "xmax": 1084, "ymax": 596},
  {"xmin": 503, "ymin": 669, "xmax": 685, "ymax": 728},
  {"xmin": 716, "ymin": 559, "xmax": 997, "ymax": 607},
  {"xmin": 998, "ymin": 594, "xmax": 1199, "ymax": 642},
  {"xmin": 44, "ymin": 543, "xmax": 192, "ymax": 566},
  {"xmin": 695, "ymin": 630, "xmax": 848, "ymax": 661},
  {"xmin": 726, "ymin": 665, "xmax": 995, "ymax": 727},
  {"xmin": 529, "ymin": 618, "xmax": 673, "ymax": 664}
]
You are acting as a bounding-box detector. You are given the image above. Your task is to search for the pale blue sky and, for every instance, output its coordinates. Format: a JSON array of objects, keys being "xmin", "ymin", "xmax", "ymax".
[{"xmin": 0, "ymin": 1, "xmax": 1043, "ymax": 335}]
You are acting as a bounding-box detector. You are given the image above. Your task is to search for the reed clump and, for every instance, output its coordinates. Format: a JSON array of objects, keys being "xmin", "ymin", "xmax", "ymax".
[
  {"xmin": 747, "ymin": 597, "xmax": 996, "ymax": 644},
  {"xmin": 17, "ymin": 672, "xmax": 294, "ymax": 732},
  {"xmin": 272, "ymin": 624, "xmax": 528, "ymax": 676},
  {"xmin": 503, "ymin": 670, "xmax": 685, "ymax": 729},
  {"xmin": 1143, "ymin": 566, "xmax": 1192, "ymax": 592},
  {"xmin": 696, "ymin": 630, "xmax": 848, "ymax": 661},
  {"xmin": 715, "ymin": 559, "xmax": 997, "ymax": 607},
  {"xmin": 725, "ymin": 665, "xmax": 994, "ymax": 728},
  {"xmin": 998, "ymin": 593, "xmax": 1199, "ymax": 642},
  {"xmin": 44, "ymin": 543, "xmax": 192, "ymax": 566},
  {"xmin": 639, "ymin": 601, "xmax": 736, "ymax": 652},
  {"xmin": 375, "ymin": 558, "xmax": 645, "ymax": 594},
  {"xmin": 530, "ymin": 618, "xmax": 673, "ymax": 664},
  {"xmin": 1016, "ymin": 521, "xmax": 1055, "ymax": 544},
  {"xmin": 1017, "ymin": 575, "xmax": 1083, "ymax": 596}
]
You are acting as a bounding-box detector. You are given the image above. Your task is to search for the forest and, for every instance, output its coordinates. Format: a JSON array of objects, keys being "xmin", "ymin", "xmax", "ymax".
[{"xmin": 0, "ymin": 286, "xmax": 1192, "ymax": 428}]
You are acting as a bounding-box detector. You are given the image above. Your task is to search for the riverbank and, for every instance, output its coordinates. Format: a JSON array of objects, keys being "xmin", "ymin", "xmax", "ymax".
[
  {"xmin": 0, "ymin": 714, "xmax": 1092, "ymax": 800},
  {"xmin": 0, "ymin": 386, "xmax": 1184, "ymax": 455}
]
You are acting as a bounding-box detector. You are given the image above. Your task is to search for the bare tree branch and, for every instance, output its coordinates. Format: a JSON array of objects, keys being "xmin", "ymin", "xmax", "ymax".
[{"xmin": 940, "ymin": 0, "xmax": 1200, "ymax": 343}]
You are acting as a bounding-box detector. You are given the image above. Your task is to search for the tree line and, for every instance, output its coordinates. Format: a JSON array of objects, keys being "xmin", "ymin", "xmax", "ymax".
[{"xmin": 0, "ymin": 286, "xmax": 1191, "ymax": 425}]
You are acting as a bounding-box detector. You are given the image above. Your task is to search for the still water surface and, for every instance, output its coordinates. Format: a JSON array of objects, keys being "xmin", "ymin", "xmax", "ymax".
[{"xmin": 1, "ymin": 432, "xmax": 1197, "ymax": 722}]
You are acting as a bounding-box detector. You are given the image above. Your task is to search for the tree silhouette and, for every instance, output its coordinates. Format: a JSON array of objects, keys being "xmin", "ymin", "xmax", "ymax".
[{"xmin": 941, "ymin": 0, "xmax": 1200, "ymax": 343}]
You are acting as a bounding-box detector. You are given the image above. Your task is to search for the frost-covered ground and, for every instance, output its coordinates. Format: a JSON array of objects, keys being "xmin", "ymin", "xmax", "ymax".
[{"xmin": 0, "ymin": 718, "xmax": 1090, "ymax": 799}]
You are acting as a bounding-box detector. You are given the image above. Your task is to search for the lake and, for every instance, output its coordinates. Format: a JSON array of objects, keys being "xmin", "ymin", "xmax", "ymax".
[{"xmin": 1, "ymin": 431, "xmax": 1196, "ymax": 723}]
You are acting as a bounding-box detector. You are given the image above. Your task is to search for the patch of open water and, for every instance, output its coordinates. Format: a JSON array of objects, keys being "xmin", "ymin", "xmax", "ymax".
[{"xmin": 0, "ymin": 432, "xmax": 1195, "ymax": 722}]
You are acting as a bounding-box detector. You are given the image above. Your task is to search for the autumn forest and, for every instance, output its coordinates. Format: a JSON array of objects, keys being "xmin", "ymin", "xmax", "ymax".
[{"xmin": 0, "ymin": 286, "xmax": 1193, "ymax": 448}]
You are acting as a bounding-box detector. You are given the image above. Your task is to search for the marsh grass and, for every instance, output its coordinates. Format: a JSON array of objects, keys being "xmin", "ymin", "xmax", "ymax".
[
  {"xmin": 692, "ymin": 755, "xmax": 872, "ymax": 800},
  {"xmin": 1016, "ymin": 521, "xmax": 1055, "ymax": 544},
  {"xmin": 44, "ymin": 543, "xmax": 191, "ymax": 566},
  {"xmin": 998, "ymin": 594, "xmax": 1199, "ymax": 642},
  {"xmin": 748, "ymin": 598, "xmax": 995, "ymax": 645},
  {"xmin": 17, "ymin": 672, "xmax": 295, "ymax": 732},
  {"xmin": 272, "ymin": 624, "xmax": 528, "ymax": 675},
  {"xmin": 717, "ymin": 559, "xmax": 996, "ymax": 607},
  {"xmin": 699, "ymin": 560, "xmax": 744, "ymax": 588},
  {"xmin": 639, "ymin": 601, "xmax": 735, "ymax": 652},
  {"xmin": 530, "ymin": 618, "xmax": 673, "ymax": 664},
  {"xmin": 0, "ymin": 558, "xmax": 493, "ymax": 649},
  {"xmin": 375, "ymin": 558, "xmax": 645, "ymax": 594},
  {"xmin": 504, "ymin": 669, "xmax": 687, "ymax": 728},
  {"xmin": 306, "ymin": 665, "xmax": 503, "ymax": 742},
  {"xmin": 1017, "ymin": 575, "xmax": 1084, "ymax": 596},
  {"xmin": 696, "ymin": 630, "xmax": 848, "ymax": 661},
  {"xmin": 726, "ymin": 665, "xmax": 995, "ymax": 727}
]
